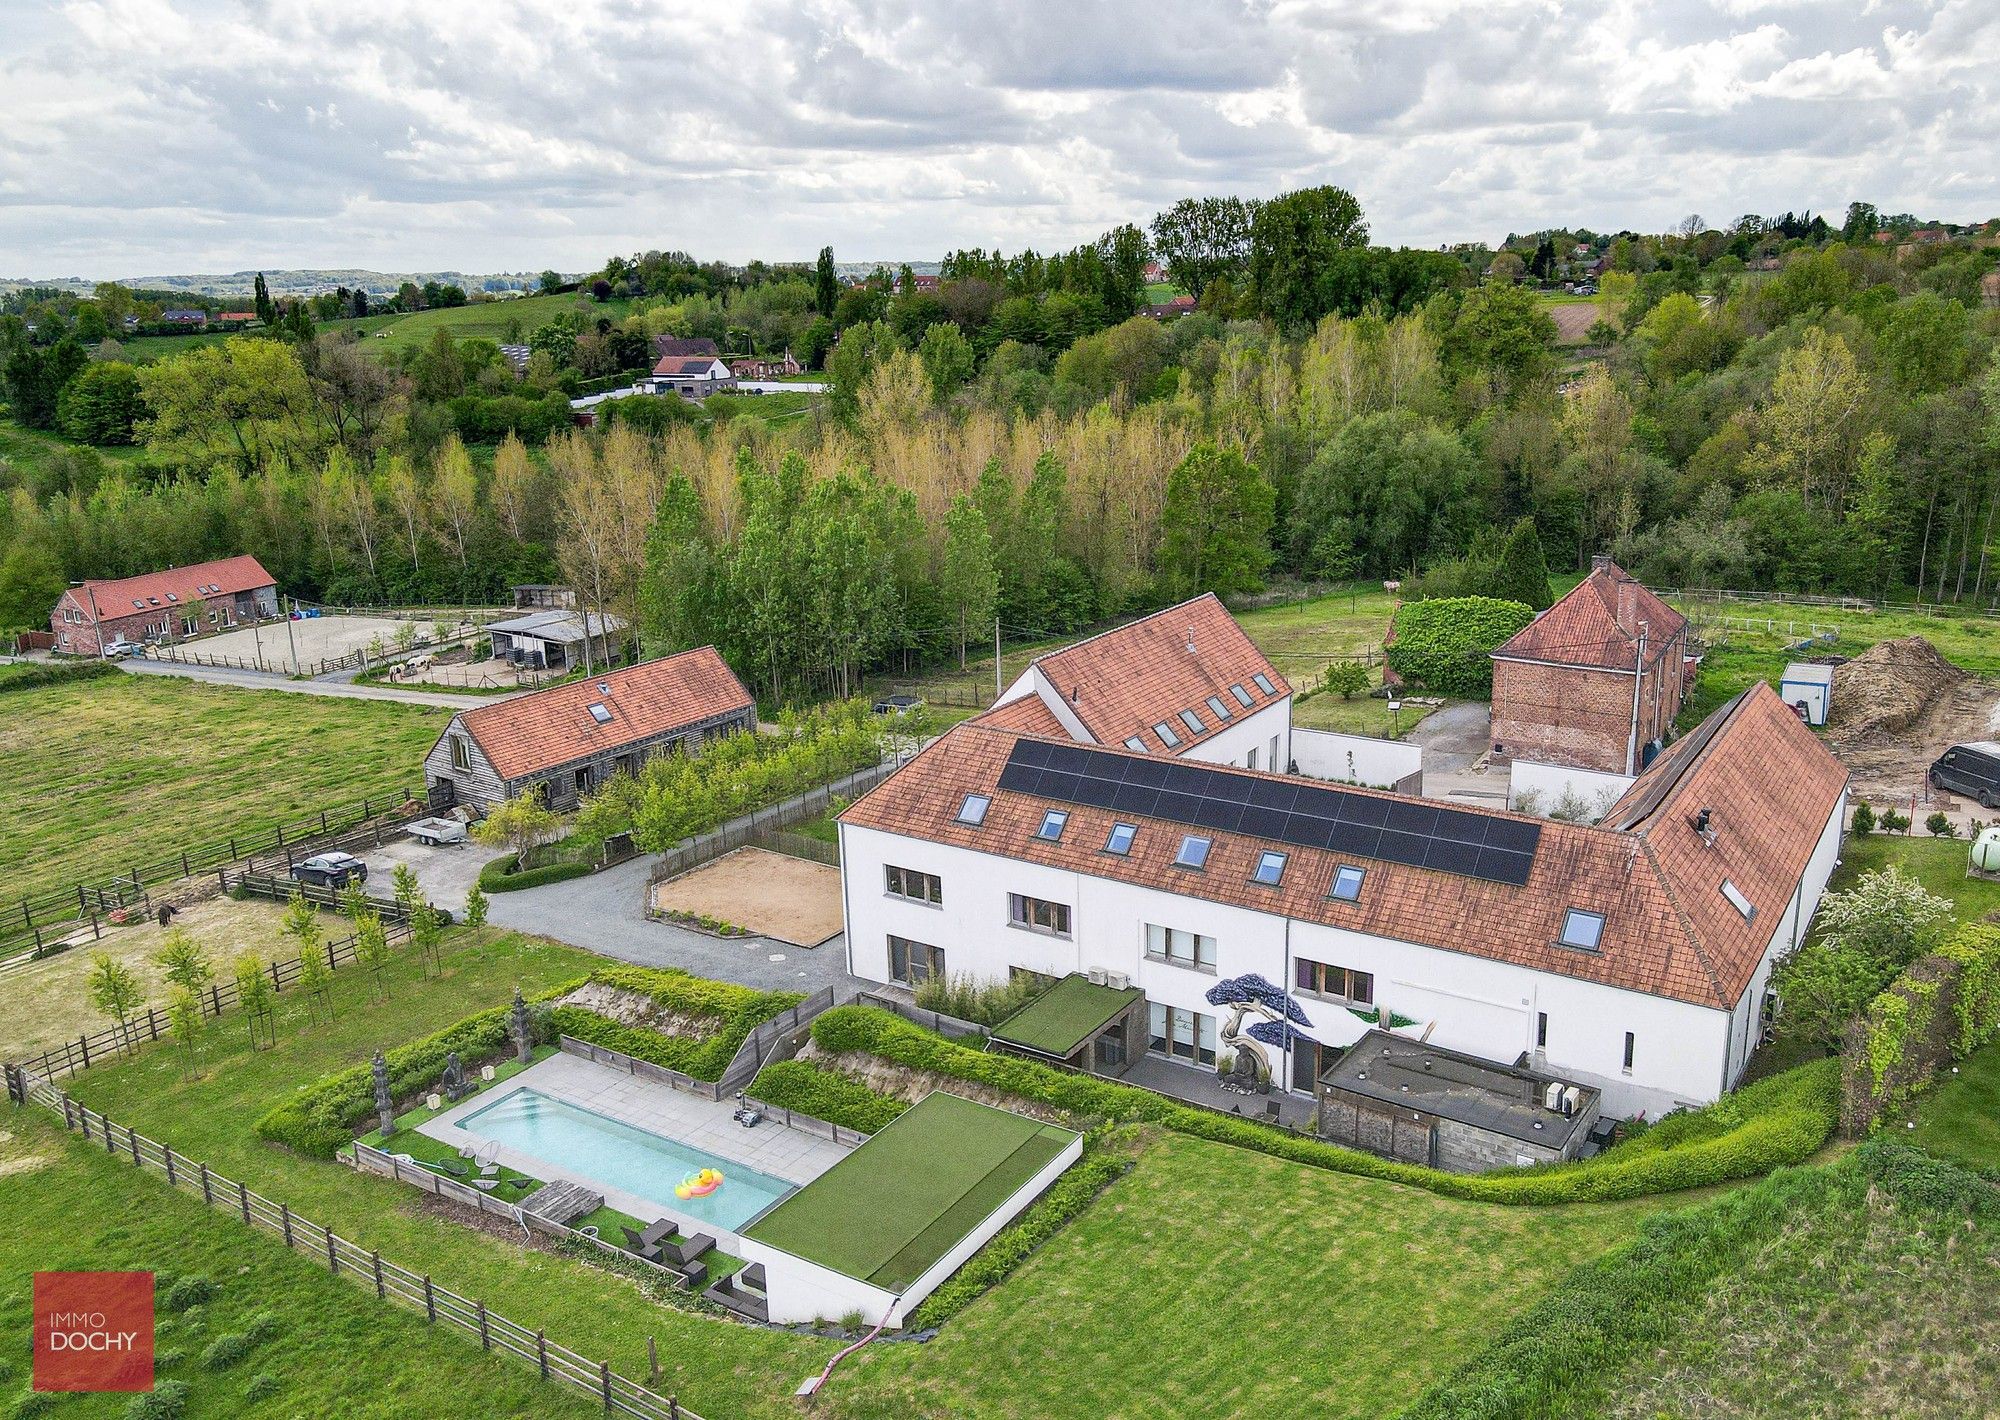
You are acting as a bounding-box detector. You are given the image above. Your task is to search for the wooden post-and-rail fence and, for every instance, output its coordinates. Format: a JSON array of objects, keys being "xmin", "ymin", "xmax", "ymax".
[{"xmin": 15, "ymin": 1085, "xmax": 701, "ymax": 1420}]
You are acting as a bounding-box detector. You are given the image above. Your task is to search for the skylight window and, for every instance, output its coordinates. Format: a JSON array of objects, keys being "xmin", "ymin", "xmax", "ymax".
[
  {"xmin": 1720, "ymin": 880, "xmax": 1755, "ymax": 921},
  {"xmin": 132, "ymin": 599, "xmax": 145, "ymax": 609},
  {"xmin": 956, "ymin": 793, "xmax": 991, "ymax": 826},
  {"xmin": 1152, "ymin": 721, "xmax": 1181, "ymax": 748},
  {"xmin": 1178, "ymin": 709, "xmax": 1206, "ymax": 736},
  {"xmin": 1230, "ymin": 684, "xmax": 1254, "ymax": 708},
  {"xmin": 1329, "ymin": 865, "xmax": 1366, "ymax": 902},
  {"xmin": 1252, "ymin": 850, "xmax": 1287, "ymax": 886},
  {"xmin": 1104, "ymin": 822, "xmax": 1136, "ymax": 856},
  {"xmin": 1558, "ymin": 909, "xmax": 1605, "ymax": 951},
  {"xmin": 1175, "ymin": 835, "xmax": 1212, "ymax": 870},
  {"xmin": 1252, "ymin": 673, "xmax": 1276, "ymax": 695},
  {"xmin": 1206, "ymin": 695, "xmax": 1232, "ymax": 720},
  {"xmin": 1035, "ymin": 809, "xmax": 1069, "ymax": 842},
  {"xmin": 588, "ymin": 703, "xmax": 613, "ymax": 724},
  {"xmin": 165, "ymin": 593, "xmax": 177, "ymax": 602},
  {"xmin": 1123, "ymin": 737, "xmax": 1147, "ymax": 752}
]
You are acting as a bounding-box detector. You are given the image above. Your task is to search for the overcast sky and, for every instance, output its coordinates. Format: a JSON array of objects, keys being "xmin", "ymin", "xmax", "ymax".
[{"xmin": 3, "ymin": 0, "xmax": 1995, "ymax": 280}]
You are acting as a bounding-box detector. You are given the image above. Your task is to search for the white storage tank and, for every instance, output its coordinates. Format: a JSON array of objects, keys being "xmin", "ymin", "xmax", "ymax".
[{"xmin": 1972, "ymin": 826, "xmax": 2000, "ymax": 875}]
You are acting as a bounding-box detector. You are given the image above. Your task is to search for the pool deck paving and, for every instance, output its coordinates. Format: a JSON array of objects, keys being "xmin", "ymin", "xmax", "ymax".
[{"xmin": 414, "ymin": 1052, "xmax": 852, "ymax": 1244}]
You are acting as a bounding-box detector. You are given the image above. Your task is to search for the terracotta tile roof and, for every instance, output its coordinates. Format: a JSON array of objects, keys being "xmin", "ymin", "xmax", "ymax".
[
  {"xmin": 1027, "ymin": 594, "xmax": 1288, "ymax": 755},
  {"xmin": 652, "ymin": 354, "xmax": 727, "ymax": 377},
  {"xmin": 454, "ymin": 647, "xmax": 752, "ymax": 782},
  {"xmin": 841, "ymin": 681, "xmax": 1847, "ymax": 1010},
  {"xmin": 71, "ymin": 555, "xmax": 275, "ymax": 617},
  {"xmin": 975, "ymin": 694, "xmax": 1069, "ymax": 737},
  {"xmin": 1493, "ymin": 559, "xmax": 1687, "ymax": 671}
]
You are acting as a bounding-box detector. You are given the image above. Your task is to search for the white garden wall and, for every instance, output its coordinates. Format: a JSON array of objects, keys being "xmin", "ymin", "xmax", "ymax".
[
  {"xmin": 1292, "ymin": 727, "xmax": 1423, "ymax": 792},
  {"xmin": 1508, "ymin": 759, "xmax": 1635, "ymax": 822}
]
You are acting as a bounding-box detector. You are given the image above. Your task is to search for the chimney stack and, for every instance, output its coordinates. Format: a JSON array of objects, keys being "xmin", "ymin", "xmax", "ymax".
[
  {"xmin": 1186, "ymin": 625, "xmax": 1196, "ymax": 655},
  {"xmin": 1590, "ymin": 553, "xmax": 1614, "ymax": 575}
]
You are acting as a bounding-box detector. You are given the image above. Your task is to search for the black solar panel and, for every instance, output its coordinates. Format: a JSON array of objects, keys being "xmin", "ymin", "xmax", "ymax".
[{"xmin": 993, "ymin": 741, "xmax": 1540, "ymax": 885}]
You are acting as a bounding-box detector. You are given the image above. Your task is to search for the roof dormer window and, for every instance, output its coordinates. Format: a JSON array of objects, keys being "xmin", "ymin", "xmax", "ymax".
[
  {"xmin": 1123, "ymin": 737, "xmax": 1146, "ymax": 752},
  {"xmin": 1034, "ymin": 810, "xmax": 1068, "ymax": 842},
  {"xmin": 1206, "ymin": 695, "xmax": 1232, "ymax": 720},
  {"xmin": 1720, "ymin": 880, "xmax": 1755, "ymax": 921},
  {"xmin": 1178, "ymin": 709, "xmax": 1205, "ymax": 736},
  {"xmin": 1229, "ymin": 684, "xmax": 1253, "ymax": 708},
  {"xmin": 588, "ymin": 704, "xmax": 613, "ymax": 724}
]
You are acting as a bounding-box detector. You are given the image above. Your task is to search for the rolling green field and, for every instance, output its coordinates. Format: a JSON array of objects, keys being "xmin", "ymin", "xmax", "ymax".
[
  {"xmin": 0, "ymin": 415, "xmax": 145, "ymax": 485},
  {"xmin": 0, "ymin": 1112, "xmax": 604, "ymax": 1420},
  {"xmin": 320, "ymin": 292, "xmax": 640, "ymax": 355},
  {"xmin": 0, "ymin": 674, "xmax": 448, "ymax": 905}
]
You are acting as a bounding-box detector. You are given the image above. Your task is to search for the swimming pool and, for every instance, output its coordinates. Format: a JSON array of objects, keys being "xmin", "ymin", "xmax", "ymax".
[{"xmin": 455, "ymin": 1087, "xmax": 796, "ymax": 1232}]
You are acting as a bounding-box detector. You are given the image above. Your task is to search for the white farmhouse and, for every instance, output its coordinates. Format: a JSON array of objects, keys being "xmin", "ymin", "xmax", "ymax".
[{"xmin": 837, "ymin": 599, "xmax": 1848, "ymax": 1131}]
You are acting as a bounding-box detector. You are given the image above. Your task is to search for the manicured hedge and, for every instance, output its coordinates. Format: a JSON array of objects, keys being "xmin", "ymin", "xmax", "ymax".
[
  {"xmin": 1402, "ymin": 1141, "xmax": 1994, "ymax": 1420},
  {"xmin": 810, "ymin": 1006, "xmax": 1841, "ymax": 1205},
  {"xmin": 747, "ymin": 1059, "xmax": 908, "ymax": 1134},
  {"xmin": 477, "ymin": 853, "xmax": 593, "ymax": 892},
  {"xmin": 0, "ymin": 660, "xmax": 117, "ymax": 693},
  {"xmin": 547, "ymin": 965, "xmax": 804, "ymax": 1081},
  {"xmin": 253, "ymin": 984, "xmax": 581, "ymax": 1157}
]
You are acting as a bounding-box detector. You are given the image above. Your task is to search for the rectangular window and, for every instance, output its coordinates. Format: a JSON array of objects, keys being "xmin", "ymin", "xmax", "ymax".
[
  {"xmin": 573, "ymin": 766, "xmax": 591, "ymax": 797},
  {"xmin": 588, "ymin": 703, "xmax": 613, "ymax": 724},
  {"xmin": 1206, "ymin": 695, "xmax": 1232, "ymax": 720},
  {"xmin": 1009, "ymin": 894, "xmax": 1072, "ymax": 936},
  {"xmin": 449, "ymin": 736, "xmax": 470, "ymax": 771},
  {"xmin": 1246, "ymin": 748, "xmax": 1258, "ymax": 770},
  {"xmin": 1179, "ymin": 709, "xmax": 1206, "ymax": 737},
  {"xmin": 884, "ymin": 864, "xmax": 943, "ymax": 905},
  {"xmin": 1269, "ymin": 734, "xmax": 1279, "ymax": 768},
  {"xmin": 1329, "ymin": 865, "xmax": 1366, "ymax": 901},
  {"xmin": 1253, "ymin": 673, "xmax": 1276, "ymax": 696},
  {"xmin": 1123, "ymin": 736, "xmax": 1146, "ymax": 752},
  {"xmin": 1558, "ymin": 909, "xmax": 1605, "ymax": 951},
  {"xmin": 1152, "ymin": 720, "xmax": 1181, "ymax": 748},
  {"xmin": 1537, "ymin": 1011, "xmax": 1548, "ymax": 1049},
  {"xmin": 1252, "ymin": 850, "xmax": 1287, "ymax": 886},
  {"xmin": 1148, "ymin": 1003, "xmax": 1216, "ymax": 1065},
  {"xmin": 1175, "ymin": 835, "xmax": 1212, "ymax": 870},
  {"xmin": 1034, "ymin": 809, "xmax": 1068, "ymax": 842},
  {"xmin": 1103, "ymin": 822, "xmax": 1136, "ymax": 856},
  {"xmin": 1230, "ymin": 683, "xmax": 1254, "ymax": 708},
  {"xmin": 889, "ymin": 935, "xmax": 944, "ymax": 987},
  {"xmin": 1145, "ymin": 923, "xmax": 1217, "ymax": 972},
  {"xmin": 956, "ymin": 793, "xmax": 991, "ymax": 825},
  {"xmin": 1295, "ymin": 958, "xmax": 1373, "ymax": 1005},
  {"xmin": 1622, "ymin": 1031, "xmax": 1636, "ymax": 1073},
  {"xmin": 1720, "ymin": 880, "xmax": 1755, "ymax": 921}
]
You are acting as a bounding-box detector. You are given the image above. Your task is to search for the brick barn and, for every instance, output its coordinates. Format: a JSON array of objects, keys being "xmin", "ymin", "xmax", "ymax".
[
  {"xmin": 52, "ymin": 554, "xmax": 279, "ymax": 657},
  {"xmin": 1489, "ymin": 557, "xmax": 1689, "ymax": 776}
]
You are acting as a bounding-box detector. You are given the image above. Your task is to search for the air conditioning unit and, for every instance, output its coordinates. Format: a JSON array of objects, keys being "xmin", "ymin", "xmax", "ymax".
[
  {"xmin": 1542, "ymin": 1081, "xmax": 1565, "ymax": 1112},
  {"xmin": 1561, "ymin": 1085, "xmax": 1582, "ymax": 1117},
  {"xmin": 1086, "ymin": 967, "xmax": 1108, "ymax": 986},
  {"xmin": 1105, "ymin": 971, "xmax": 1130, "ymax": 991}
]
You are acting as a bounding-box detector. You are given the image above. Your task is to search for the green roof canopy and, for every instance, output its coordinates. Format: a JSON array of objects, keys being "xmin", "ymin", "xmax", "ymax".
[
  {"xmin": 990, "ymin": 973, "xmax": 1144, "ymax": 1059},
  {"xmin": 744, "ymin": 1092, "xmax": 1074, "ymax": 1291}
]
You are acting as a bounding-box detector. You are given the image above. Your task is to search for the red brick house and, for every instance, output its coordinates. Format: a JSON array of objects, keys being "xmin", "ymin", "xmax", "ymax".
[
  {"xmin": 1489, "ymin": 557, "xmax": 1689, "ymax": 775},
  {"xmin": 52, "ymin": 554, "xmax": 279, "ymax": 656}
]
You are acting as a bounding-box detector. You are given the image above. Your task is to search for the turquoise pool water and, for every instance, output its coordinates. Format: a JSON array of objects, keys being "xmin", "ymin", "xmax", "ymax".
[{"xmin": 454, "ymin": 1087, "xmax": 795, "ymax": 1231}]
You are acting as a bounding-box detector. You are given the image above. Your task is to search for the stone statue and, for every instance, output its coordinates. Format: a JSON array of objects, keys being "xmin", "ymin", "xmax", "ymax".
[
  {"xmin": 510, "ymin": 987, "xmax": 533, "ymax": 1066},
  {"xmin": 440, "ymin": 1050, "xmax": 469, "ymax": 1101},
  {"xmin": 371, "ymin": 1050, "xmax": 395, "ymax": 1138}
]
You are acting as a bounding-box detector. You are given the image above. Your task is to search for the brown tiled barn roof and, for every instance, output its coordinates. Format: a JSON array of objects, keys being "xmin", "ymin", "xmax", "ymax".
[{"xmin": 1493, "ymin": 559, "xmax": 1687, "ymax": 671}]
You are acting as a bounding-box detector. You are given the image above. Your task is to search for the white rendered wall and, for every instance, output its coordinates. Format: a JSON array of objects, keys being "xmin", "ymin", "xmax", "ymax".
[
  {"xmin": 1292, "ymin": 728, "xmax": 1423, "ymax": 790},
  {"xmin": 840, "ymin": 822, "xmax": 1734, "ymax": 1117},
  {"xmin": 1508, "ymin": 760, "xmax": 1635, "ymax": 821},
  {"xmin": 1179, "ymin": 697, "xmax": 1290, "ymax": 770}
]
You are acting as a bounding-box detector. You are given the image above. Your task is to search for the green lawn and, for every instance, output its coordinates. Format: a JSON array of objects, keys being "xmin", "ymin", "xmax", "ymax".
[
  {"xmin": 59, "ymin": 928, "xmax": 836, "ymax": 1418},
  {"xmin": 820, "ymin": 1131, "xmax": 1662, "ymax": 1420},
  {"xmin": 325, "ymin": 293, "xmax": 640, "ymax": 356},
  {"xmin": 0, "ymin": 674, "xmax": 448, "ymax": 905},
  {"xmin": 1907, "ymin": 1041, "xmax": 2000, "ymax": 1170},
  {"xmin": 1828, "ymin": 833, "xmax": 2000, "ymax": 920},
  {"xmin": 0, "ymin": 416, "xmax": 144, "ymax": 486},
  {"xmin": 0, "ymin": 1111, "xmax": 602, "ymax": 1420}
]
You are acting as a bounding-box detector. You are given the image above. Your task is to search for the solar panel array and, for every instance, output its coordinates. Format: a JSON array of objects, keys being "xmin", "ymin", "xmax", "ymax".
[{"xmin": 995, "ymin": 739, "xmax": 1541, "ymax": 886}]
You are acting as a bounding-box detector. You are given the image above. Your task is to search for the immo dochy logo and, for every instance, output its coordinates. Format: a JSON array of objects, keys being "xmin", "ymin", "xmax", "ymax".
[{"xmin": 33, "ymin": 1272, "xmax": 155, "ymax": 1393}]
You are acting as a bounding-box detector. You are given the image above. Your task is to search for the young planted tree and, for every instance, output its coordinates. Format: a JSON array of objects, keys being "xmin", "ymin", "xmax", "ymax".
[
  {"xmin": 154, "ymin": 927, "xmax": 214, "ymax": 1001},
  {"xmin": 353, "ymin": 908, "xmax": 392, "ymax": 1002},
  {"xmin": 86, "ymin": 952, "xmax": 144, "ymax": 1052},
  {"xmin": 233, "ymin": 952, "xmax": 277, "ymax": 1050},
  {"xmin": 166, "ymin": 986, "xmax": 206, "ymax": 1079},
  {"xmin": 472, "ymin": 795, "xmax": 561, "ymax": 870},
  {"xmin": 295, "ymin": 936, "xmax": 335, "ymax": 1025},
  {"xmin": 1322, "ymin": 659, "xmax": 1373, "ymax": 699},
  {"xmin": 410, "ymin": 902, "xmax": 445, "ymax": 979},
  {"xmin": 390, "ymin": 863, "xmax": 421, "ymax": 917},
  {"xmin": 463, "ymin": 880, "xmax": 489, "ymax": 930}
]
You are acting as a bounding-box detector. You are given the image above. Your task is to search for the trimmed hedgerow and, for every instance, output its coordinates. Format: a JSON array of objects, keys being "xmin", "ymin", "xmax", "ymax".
[
  {"xmin": 477, "ymin": 852, "xmax": 593, "ymax": 893},
  {"xmin": 748, "ymin": 1059, "xmax": 908, "ymax": 1134},
  {"xmin": 1401, "ymin": 1141, "xmax": 1996, "ymax": 1420},
  {"xmin": 545, "ymin": 965, "xmax": 803, "ymax": 1082},
  {"xmin": 907, "ymin": 1142, "xmax": 1134, "ymax": 1328},
  {"xmin": 809, "ymin": 1006, "xmax": 1841, "ymax": 1205},
  {"xmin": 253, "ymin": 983, "xmax": 580, "ymax": 1157}
]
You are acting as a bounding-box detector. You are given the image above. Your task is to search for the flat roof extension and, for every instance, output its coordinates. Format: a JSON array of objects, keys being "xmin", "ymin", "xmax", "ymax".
[
  {"xmin": 991, "ymin": 974, "xmax": 1143, "ymax": 1058},
  {"xmin": 1319, "ymin": 1030, "xmax": 1596, "ymax": 1149}
]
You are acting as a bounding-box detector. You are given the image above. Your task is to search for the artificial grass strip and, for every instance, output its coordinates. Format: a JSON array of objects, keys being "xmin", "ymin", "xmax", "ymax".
[
  {"xmin": 990, "ymin": 975, "xmax": 1142, "ymax": 1058},
  {"xmin": 746, "ymin": 1092, "xmax": 1076, "ymax": 1286}
]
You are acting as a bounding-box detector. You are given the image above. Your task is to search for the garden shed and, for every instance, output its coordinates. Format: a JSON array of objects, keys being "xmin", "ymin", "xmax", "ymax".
[{"xmin": 1779, "ymin": 662, "xmax": 1835, "ymax": 727}]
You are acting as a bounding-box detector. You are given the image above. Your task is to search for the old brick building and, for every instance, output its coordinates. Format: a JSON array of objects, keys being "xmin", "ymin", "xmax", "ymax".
[
  {"xmin": 51, "ymin": 554, "xmax": 278, "ymax": 657},
  {"xmin": 1490, "ymin": 557, "xmax": 1689, "ymax": 775}
]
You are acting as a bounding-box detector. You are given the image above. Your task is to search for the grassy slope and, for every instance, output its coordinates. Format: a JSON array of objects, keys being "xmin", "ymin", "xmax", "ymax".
[
  {"xmin": 0, "ymin": 1112, "xmax": 602, "ymax": 1420},
  {"xmin": 59, "ymin": 929, "xmax": 835, "ymax": 1420},
  {"xmin": 823, "ymin": 1131, "xmax": 1659, "ymax": 1420},
  {"xmin": 0, "ymin": 415, "xmax": 143, "ymax": 485},
  {"xmin": 324, "ymin": 293, "xmax": 640, "ymax": 356},
  {"xmin": 1908, "ymin": 1041, "xmax": 2000, "ymax": 1170},
  {"xmin": 0, "ymin": 674, "xmax": 447, "ymax": 904}
]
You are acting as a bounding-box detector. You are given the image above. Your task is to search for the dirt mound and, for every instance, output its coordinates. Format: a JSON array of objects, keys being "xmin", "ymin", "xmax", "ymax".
[{"xmin": 1826, "ymin": 636, "xmax": 1967, "ymax": 747}]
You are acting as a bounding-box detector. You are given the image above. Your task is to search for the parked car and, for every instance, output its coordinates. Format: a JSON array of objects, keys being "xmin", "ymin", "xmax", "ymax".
[
  {"xmin": 873, "ymin": 694, "xmax": 925, "ymax": 715},
  {"xmin": 290, "ymin": 851, "xmax": 370, "ymax": 888},
  {"xmin": 1928, "ymin": 742, "xmax": 2000, "ymax": 807},
  {"xmin": 101, "ymin": 638, "xmax": 138, "ymax": 659}
]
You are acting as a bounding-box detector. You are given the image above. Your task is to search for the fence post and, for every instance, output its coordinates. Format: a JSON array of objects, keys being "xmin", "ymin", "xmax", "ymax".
[
  {"xmin": 372, "ymin": 1251, "xmax": 385, "ymax": 1298},
  {"xmin": 537, "ymin": 1331, "xmax": 549, "ymax": 1379},
  {"xmin": 79, "ymin": 1033, "xmax": 90, "ymax": 1071},
  {"xmin": 280, "ymin": 1203, "xmax": 293, "ymax": 1247},
  {"xmin": 423, "ymin": 1275, "xmax": 435, "ymax": 1323},
  {"xmin": 200, "ymin": 1162, "xmax": 212, "ymax": 1206},
  {"xmin": 239, "ymin": 1179, "xmax": 251, "ymax": 1224},
  {"xmin": 163, "ymin": 1144, "xmax": 176, "ymax": 1186},
  {"xmin": 326, "ymin": 1229, "xmax": 338, "ymax": 1274},
  {"xmin": 477, "ymin": 1300, "xmax": 489, "ymax": 1349},
  {"xmin": 600, "ymin": 1360, "xmax": 612, "ymax": 1410}
]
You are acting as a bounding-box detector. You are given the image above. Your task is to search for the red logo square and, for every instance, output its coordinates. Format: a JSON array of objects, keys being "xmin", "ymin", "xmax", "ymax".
[{"xmin": 33, "ymin": 1272, "xmax": 155, "ymax": 1393}]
